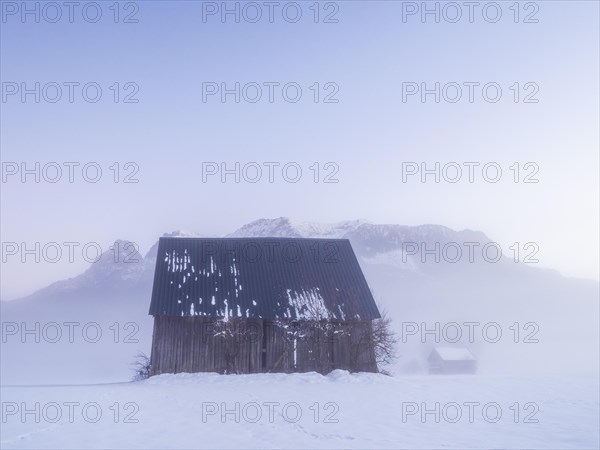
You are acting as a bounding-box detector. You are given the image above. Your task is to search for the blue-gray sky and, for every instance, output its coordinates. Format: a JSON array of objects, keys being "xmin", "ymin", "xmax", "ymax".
[{"xmin": 1, "ymin": 1, "xmax": 599, "ymax": 299}]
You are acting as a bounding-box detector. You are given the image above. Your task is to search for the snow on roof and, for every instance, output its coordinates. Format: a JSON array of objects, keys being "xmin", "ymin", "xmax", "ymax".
[{"xmin": 432, "ymin": 347, "xmax": 476, "ymax": 361}]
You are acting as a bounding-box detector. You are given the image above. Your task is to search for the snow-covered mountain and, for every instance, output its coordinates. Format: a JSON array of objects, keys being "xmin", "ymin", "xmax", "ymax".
[
  {"xmin": 1, "ymin": 218, "xmax": 598, "ymax": 383},
  {"xmin": 230, "ymin": 217, "xmax": 488, "ymax": 244},
  {"xmin": 10, "ymin": 217, "xmax": 500, "ymax": 304},
  {"xmin": 229, "ymin": 217, "xmax": 493, "ymax": 260},
  {"xmin": 229, "ymin": 217, "xmax": 372, "ymax": 239}
]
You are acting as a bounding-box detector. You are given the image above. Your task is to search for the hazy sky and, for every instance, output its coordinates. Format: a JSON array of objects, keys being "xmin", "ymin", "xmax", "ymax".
[{"xmin": 1, "ymin": 1, "xmax": 599, "ymax": 300}]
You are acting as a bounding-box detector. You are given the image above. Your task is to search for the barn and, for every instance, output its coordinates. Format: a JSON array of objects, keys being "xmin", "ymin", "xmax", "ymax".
[
  {"xmin": 148, "ymin": 237, "xmax": 381, "ymax": 375},
  {"xmin": 428, "ymin": 347, "xmax": 477, "ymax": 374}
]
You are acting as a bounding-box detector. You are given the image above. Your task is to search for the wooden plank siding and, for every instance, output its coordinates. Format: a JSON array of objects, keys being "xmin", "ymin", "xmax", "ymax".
[{"xmin": 150, "ymin": 316, "xmax": 378, "ymax": 375}]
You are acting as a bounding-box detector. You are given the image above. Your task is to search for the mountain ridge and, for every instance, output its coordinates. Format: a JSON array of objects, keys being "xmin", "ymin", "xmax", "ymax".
[{"xmin": 6, "ymin": 217, "xmax": 503, "ymax": 302}]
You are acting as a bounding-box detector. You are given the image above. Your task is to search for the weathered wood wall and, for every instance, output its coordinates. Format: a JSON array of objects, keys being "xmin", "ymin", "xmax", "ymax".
[
  {"xmin": 150, "ymin": 317, "xmax": 264, "ymax": 375},
  {"xmin": 150, "ymin": 317, "xmax": 378, "ymax": 375}
]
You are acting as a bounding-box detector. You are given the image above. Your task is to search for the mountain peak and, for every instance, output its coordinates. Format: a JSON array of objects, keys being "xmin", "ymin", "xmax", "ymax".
[
  {"xmin": 163, "ymin": 230, "xmax": 200, "ymax": 238},
  {"xmin": 228, "ymin": 217, "xmax": 374, "ymax": 239}
]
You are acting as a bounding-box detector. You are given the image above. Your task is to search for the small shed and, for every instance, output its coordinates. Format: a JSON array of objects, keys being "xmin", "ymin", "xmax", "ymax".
[
  {"xmin": 428, "ymin": 347, "xmax": 477, "ymax": 374},
  {"xmin": 149, "ymin": 237, "xmax": 381, "ymax": 375}
]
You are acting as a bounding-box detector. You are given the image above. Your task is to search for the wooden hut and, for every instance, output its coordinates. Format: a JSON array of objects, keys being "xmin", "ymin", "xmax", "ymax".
[
  {"xmin": 149, "ymin": 237, "xmax": 381, "ymax": 375},
  {"xmin": 428, "ymin": 347, "xmax": 477, "ymax": 374}
]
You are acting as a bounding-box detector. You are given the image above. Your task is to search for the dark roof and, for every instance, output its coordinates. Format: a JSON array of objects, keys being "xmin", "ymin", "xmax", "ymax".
[{"xmin": 149, "ymin": 237, "xmax": 380, "ymax": 320}]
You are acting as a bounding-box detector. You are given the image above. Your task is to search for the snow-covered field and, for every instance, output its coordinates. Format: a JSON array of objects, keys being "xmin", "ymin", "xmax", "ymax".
[{"xmin": 2, "ymin": 371, "xmax": 598, "ymax": 449}]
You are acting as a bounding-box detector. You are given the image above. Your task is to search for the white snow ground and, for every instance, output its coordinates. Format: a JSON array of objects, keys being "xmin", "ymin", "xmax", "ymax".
[{"xmin": 1, "ymin": 371, "xmax": 598, "ymax": 449}]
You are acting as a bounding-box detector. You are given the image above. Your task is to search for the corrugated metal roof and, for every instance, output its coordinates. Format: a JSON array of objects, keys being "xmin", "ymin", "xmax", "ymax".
[{"xmin": 149, "ymin": 237, "xmax": 380, "ymax": 320}]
